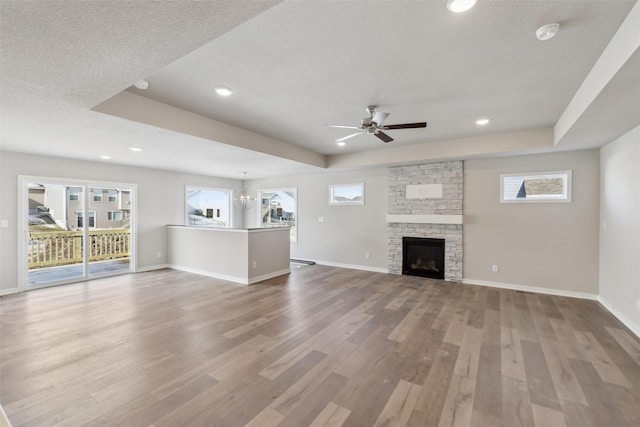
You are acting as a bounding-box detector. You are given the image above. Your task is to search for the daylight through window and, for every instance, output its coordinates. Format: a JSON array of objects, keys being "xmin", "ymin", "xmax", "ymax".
[{"xmin": 501, "ymin": 171, "xmax": 571, "ymax": 203}]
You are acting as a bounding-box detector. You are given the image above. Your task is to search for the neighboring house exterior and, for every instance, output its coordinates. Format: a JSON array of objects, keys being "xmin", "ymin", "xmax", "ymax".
[
  {"xmin": 66, "ymin": 187, "xmax": 131, "ymax": 229},
  {"xmin": 28, "ymin": 185, "xmax": 131, "ymax": 230}
]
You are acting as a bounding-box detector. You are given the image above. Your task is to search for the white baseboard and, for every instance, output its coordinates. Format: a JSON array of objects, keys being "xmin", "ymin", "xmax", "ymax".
[
  {"xmin": 247, "ymin": 269, "xmax": 291, "ymax": 284},
  {"xmin": 167, "ymin": 265, "xmax": 290, "ymax": 285},
  {"xmin": 462, "ymin": 278, "xmax": 598, "ymax": 300},
  {"xmin": 136, "ymin": 264, "xmax": 169, "ymax": 273},
  {"xmin": 597, "ymin": 296, "xmax": 640, "ymax": 338},
  {"xmin": 314, "ymin": 260, "xmax": 388, "ymax": 274},
  {"xmin": 0, "ymin": 287, "xmax": 20, "ymax": 297}
]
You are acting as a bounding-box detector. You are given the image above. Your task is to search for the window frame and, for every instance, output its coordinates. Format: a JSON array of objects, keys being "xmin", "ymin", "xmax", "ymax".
[
  {"xmin": 184, "ymin": 186, "xmax": 232, "ymax": 228},
  {"xmin": 107, "ymin": 211, "xmax": 123, "ymax": 221},
  {"xmin": 69, "ymin": 187, "xmax": 80, "ymax": 201},
  {"xmin": 108, "ymin": 189, "xmax": 117, "ymax": 202},
  {"xmin": 92, "ymin": 188, "xmax": 103, "ymax": 202},
  {"xmin": 257, "ymin": 187, "xmax": 297, "ymax": 242},
  {"xmin": 500, "ymin": 170, "xmax": 572, "ymax": 203},
  {"xmin": 76, "ymin": 211, "xmax": 96, "ymax": 228},
  {"xmin": 329, "ymin": 183, "xmax": 365, "ymax": 205}
]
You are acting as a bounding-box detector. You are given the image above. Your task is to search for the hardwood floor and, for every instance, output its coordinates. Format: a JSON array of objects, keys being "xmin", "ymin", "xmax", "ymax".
[{"xmin": 0, "ymin": 266, "xmax": 638, "ymax": 427}]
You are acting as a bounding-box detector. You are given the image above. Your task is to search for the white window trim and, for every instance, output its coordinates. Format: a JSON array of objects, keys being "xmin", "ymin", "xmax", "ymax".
[
  {"xmin": 500, "ymin": 170, "xmax": 572, "ymax": 203},
  {"xmin": 329, "ymin": 183, "xmax": 365, "ymax": 205},
  {"xmin": 107, "ymin": 211, "xmax": 123, "ymax": 221},
  {"xmin": 184, "ymin": 185, "xmax": 232, "ymax": 228},
  {"xmin": 18, "ymin": 175, "xmax": 138, "ymax": 291},
  {"xmin": 257, "ymin": 187, "xmax": 297, "ymax": 243},
  {"xmin": 92, "ymin": 188, "xmax": 103, "ymax": 202},
  {"xmin": 77, "ymin": 211, "xmax": 96, "ymax": 228}
]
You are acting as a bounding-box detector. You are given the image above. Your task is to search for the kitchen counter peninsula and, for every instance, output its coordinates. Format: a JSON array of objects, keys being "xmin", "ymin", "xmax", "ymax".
[{"xmin": 166, "ymin": 225, "xmax": 290, "ymax": 284}]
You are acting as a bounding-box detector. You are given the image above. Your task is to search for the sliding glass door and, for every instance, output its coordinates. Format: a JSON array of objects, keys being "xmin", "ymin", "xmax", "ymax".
[{"xmin": 21, "ymin": 177, "xmax": 135, "ymax": 288}]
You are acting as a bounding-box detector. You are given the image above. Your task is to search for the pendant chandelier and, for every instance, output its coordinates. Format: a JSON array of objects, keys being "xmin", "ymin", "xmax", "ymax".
[{"xmin": 234, "ymin": 172, "xmax": 256, "ymax": 209}]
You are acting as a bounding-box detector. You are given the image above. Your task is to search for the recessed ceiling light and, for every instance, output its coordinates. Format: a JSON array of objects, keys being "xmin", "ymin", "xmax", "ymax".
[
  {"xmin": 134, "ymin": 80, "xmax": 149, "ymax": 90},
  {"xmin": 214, "ymin": 87, "xmax": 233, "ymax": 97},
  {"xmin": 447, "ymin": 0, "xmax": 477, "ymax": 13},
  {"xmin": 129, "ymin": 147, "xmax": 143, "ymax": 152},
  {"xmin": 536, "ymin": 23, "xmax": 560, "ymax": 41},
  {"xmin": 336, "ymin": 141, "xmax": 346, "ymax": 147},
  {"xmin": 99, "ymin": 155, "xmax": 111, "ymax": 160},
  {"xmin": 475, "ymin": 118, "xmax": 491, "ymax": 126}
]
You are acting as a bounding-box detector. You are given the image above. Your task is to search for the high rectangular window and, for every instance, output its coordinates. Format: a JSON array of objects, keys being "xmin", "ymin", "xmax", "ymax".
[
  {"xmin": 500, "ymin": 171, "xmax": 571, "ymax": 203},
  {"xmin": 108, "ymin": 190, "xmax": 117, "ymax": 202}
]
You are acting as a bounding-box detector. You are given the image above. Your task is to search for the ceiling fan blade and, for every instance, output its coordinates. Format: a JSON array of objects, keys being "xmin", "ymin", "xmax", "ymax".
[
  {"xmin": 375, "ymin": 131, "xmax": 394, "ymax": 143},
  {"xmin": 372, "ymin": 111, "xmax": 389, "ymax": 126},
  {"xmin": 336, "ymin": 131, "xmax": 364, "ymax": 142},
  {"xmin": 383, "ymin": 122, "xmax": 427, "ymax": 130},
  {"xmin": 326, "ymin": 125, "xmax": 361, "ymax": 129}
]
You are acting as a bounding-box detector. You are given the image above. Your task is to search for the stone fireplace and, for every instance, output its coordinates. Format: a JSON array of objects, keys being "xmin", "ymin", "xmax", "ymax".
[{"xmin": 387, "ymin": 161, "xmax": 463, "ymax": 281}]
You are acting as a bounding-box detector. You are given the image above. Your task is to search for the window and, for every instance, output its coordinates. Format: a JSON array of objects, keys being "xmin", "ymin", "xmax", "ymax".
[
  {"xmin": 69, "ymin": 187, "xmax": 80, "ymax": 201},
  {"xmin": 108, "ymin": 190, "xmax": 117, "ymax": 202},
  {"xmin": 92, "ymin": 188, "xmax": 103, "ymax": 202},
  {"xmin": 185, "ymin": 186, "xmax": 231, "ymax": 227},
  {"xmin": 258, "ymin": 188, "xmax": 297, "ymax": 242},
  {"xmin": 107, "ymin": 211, "xmax": 123, "ymax": 221},
  {"xmin": 501, "ymin": 171, "xmax": 571, "ymax": 203},
  {"xmin": 329, "ymin": 183, "xmax": 365, "ymax": 205},
  {"xmin": 77, "ymin": 211, "xmax": 95, "ymax": 228}
]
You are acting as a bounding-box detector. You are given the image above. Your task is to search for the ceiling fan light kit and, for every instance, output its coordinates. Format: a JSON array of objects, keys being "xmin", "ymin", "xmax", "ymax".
[{"xmin": 328, "ymin": 106, "xmax": 427, "ymax": 144}]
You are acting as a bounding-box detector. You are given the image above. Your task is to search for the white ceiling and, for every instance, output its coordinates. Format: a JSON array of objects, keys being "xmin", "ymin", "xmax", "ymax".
[{"xmin": 1, "ymin": 1, "xmax": 638, "ymax": 179}]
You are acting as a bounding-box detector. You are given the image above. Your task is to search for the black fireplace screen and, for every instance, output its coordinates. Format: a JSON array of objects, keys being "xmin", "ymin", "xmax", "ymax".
[{"xmin": 402, "ymin": 237, "xmax": 445, "ymax": 279}]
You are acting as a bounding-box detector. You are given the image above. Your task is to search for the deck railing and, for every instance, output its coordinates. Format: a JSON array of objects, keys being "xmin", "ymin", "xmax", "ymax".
[{"xmin": 28, "ymin": 229, "xmax": 131, "ymax": 269}]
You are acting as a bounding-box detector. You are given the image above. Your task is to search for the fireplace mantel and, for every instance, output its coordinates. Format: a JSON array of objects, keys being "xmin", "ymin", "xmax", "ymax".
[{"xmin": 386, "ymin": 214, "xmax": 463, "ymax": 225}]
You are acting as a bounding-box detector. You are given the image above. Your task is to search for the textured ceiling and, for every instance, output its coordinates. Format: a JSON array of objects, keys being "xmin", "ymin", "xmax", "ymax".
[{"xmin": 1, "ymin": 0, "xmax": 638, "ymax": 179}]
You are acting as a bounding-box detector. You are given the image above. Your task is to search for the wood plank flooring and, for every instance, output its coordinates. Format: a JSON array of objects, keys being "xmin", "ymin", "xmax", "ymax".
[{"xmin": 0, "ymin": 266, "xmax": 638, "ymax": 426}]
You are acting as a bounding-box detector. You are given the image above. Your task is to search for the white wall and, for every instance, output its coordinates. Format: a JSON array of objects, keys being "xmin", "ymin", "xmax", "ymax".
[
  {"xmin": 245, "ymin": 168, "xmax": 389, "ymax": 272},
  {"xmin": 599, "ymin": 126, "xmax": 640, "ymax": 334},
  {"xmin": 0, "ymin": 151, "xmax": 241, "ymax": 292},
  {"xmin": 464, "ymin": 149, "xmax": 601, "ymax": 296}
]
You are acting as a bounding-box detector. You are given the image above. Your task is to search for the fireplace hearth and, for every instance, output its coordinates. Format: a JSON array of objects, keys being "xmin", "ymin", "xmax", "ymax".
[{"xmin": 402, "ymin": 237, "xmax": 445, "ymax": 280}]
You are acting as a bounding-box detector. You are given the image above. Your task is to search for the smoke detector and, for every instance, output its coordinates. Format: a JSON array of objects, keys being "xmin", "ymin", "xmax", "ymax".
[
  {"xmin": 134, "ymin": 79, "xmax": 149, "ymax": 90},
  {"xmin": 536, "ymin": 23, "xmax": 560, "ymax": 41}
]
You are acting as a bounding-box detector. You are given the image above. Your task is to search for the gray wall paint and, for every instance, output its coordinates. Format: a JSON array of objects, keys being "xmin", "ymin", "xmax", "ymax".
[
  {"xmin": 245, "ymin": 168, "xmax": 389, "ymax": 270},
  {"xmin": 599, "ymin": 126, "xmax": 640, "ymax": 331},
  {"xmin": 0, "ymin": 151, "xmax": 241, "ymax": 291},
  {"xmin": 464, "ymin": 149, "xmax": 600, "ymax": 294},
  {"xmin": 1, "ymin": 148, "xmax": 605, "ymax": 298}
]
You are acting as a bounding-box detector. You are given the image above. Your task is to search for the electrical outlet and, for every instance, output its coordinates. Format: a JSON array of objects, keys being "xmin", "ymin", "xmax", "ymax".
[
  {"xmin": 365, "ymin": 252, "xmax": 370, "ymax": 259},
  {"xmin": 156, "ymin": 251, "xmax": 162, "ymax": 258},
  {"xmin": 252, "ymin": 261, "xmax": 257, "ymax": 269},
  {"xmin": 0, "ymin": 220, "xmax": 8, "ymax": 228},
  {"xmin": 318, "ymin": 217, "xmax": 324, "ymax": 223},
  {"xmin": 492, "ymin": 264, "xmax": 499, "ymax": 273}
]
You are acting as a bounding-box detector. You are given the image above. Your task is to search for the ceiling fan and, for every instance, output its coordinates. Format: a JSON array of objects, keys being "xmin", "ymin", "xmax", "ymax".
[{"xmin": 327, "ymin": 106, "xmax": 427, "ymax": 143}]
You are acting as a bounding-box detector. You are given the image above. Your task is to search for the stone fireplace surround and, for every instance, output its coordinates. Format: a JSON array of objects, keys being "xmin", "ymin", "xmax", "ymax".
[{"xmin": 387, "ymin": 161, "xmax": 463, "ymax": 281}]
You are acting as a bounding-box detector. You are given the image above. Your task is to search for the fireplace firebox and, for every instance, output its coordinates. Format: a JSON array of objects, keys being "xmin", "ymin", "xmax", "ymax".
[{"xmin": 402, "ymin": 237, "xmax": 445, "ymax": 279}]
